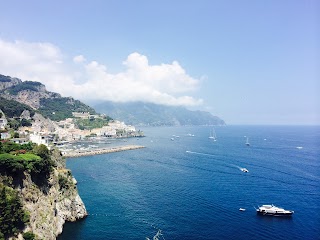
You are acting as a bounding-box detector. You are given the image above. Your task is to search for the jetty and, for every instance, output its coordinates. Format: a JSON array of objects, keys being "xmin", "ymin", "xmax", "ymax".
[{"xmin": 62, "ymin": 145, "xmax": 145, "ymax": 158}]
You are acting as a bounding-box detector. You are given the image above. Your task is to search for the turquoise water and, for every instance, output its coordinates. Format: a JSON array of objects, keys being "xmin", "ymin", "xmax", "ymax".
[{"xmin": 58, "ymin": 126, "xmax": 320, "ymax": 239}]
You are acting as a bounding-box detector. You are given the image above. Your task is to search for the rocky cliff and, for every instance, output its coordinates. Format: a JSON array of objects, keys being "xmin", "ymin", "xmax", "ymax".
[
  {"xmin": 0, "ymin": 75, "xmax": 61, "ymax": 109},
  {"xmin": 0, "ymin": 149, "xmax": 87, "ymax": 240},
  {"xmin": 0, "ymin": 74, "xmax": 96, "ymax": 121},
  {"xmin": 22, "ymin": 149, "xmax": 87, "ymax": 239},
  {"xmin": 0, "ymin": 75, "xmax": 22, "ymax": 91}
]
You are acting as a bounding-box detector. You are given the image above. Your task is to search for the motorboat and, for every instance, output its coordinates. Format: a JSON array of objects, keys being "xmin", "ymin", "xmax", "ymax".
[
  {"xmin": 256, "ymin": 204, "xmax": 294, "ymax": 216},
  {"xmin": 245, "ymin": 137, "xmax": 250, "ymax": 146},
  {"xmin": 240, "ymin": 168, "xmax": 249, "ymax": 173}
]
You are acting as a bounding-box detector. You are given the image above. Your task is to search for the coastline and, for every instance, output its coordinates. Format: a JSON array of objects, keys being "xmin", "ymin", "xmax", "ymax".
[{"xmin": 62, "ymin": 145, "xmax": 145, "ymax": 158}]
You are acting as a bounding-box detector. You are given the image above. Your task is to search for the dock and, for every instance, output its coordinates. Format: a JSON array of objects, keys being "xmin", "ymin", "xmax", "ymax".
[{"xmin": 62, "ymin": 145, "xmax": 145, "ymax": 158}]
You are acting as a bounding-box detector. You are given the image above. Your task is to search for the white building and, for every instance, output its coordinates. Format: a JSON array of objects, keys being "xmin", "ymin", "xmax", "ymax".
[
  {"xmin": 29, "ymin": 133, "xmax": 50, "ymax": 146},
  {"xmin": 0, "ymin": 118, "xmax": 7, "ymax": 130},
  {"xmin": 0, "ymin": 110, "xmax": 7, "ymax": 130}
]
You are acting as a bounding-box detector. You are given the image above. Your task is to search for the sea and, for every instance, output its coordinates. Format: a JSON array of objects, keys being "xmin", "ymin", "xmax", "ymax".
[{"xmin": 58, "ymin": 126, "xmax": 320, "ymax": 240}]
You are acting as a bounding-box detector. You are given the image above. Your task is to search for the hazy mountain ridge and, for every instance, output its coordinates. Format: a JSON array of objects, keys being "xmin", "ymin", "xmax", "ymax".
[
  {"xmin": 0, "ymin": 74, "xmax": 225, "ymax": 126},
  {"xmin": 94, "ymin": 101, "xmax": 225, "ymax": 126}
]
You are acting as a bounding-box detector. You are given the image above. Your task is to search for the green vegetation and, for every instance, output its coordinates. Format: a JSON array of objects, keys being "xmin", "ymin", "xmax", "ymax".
[
  {"xmin": 0, "ymin": 97, "xmax": 35, "ymax": 118},
  {"xmin": 58, "ymin": 175, "xmax": 70, "ymax": 190},
  {"xmin": 0, "ymin": 141, "xmax": 34, "ymax": 154},
  {"xmin": 0, "ymin": 185, "xmax": 29, "ymax": 239},
  {"xmin": 22, "ymin": 231, "xmax": 36, "ymax": 240},
  {"xmin": 0, "ymin": 142, "xmax": 54, "ymax": 182},
  {"xmin": 0, "ymin": 150, "xmax": 51, "ymax": 177},
  {"xmin": 0, "ymin": 75, "xmax": 12, "ymax": 82},
  {"xmin": 0, "ymin": 141, "xmax": 54, "ymax": 238},
  {"xmin": 75, "ymin": 117, "xmax": 112, "ymax": 130},
  {"xmin": 7, "ymin": 81, "xmax": 42, "ymax": 95},
  {"xmin": 39, "ymin": 97, "xmax": 97, "ymax": 121}
]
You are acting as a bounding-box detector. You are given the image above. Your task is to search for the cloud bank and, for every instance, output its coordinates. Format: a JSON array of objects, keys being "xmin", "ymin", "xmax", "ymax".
[{"xmin": 0, "ymin": 39, "xmax": 203, "ymax": 106}]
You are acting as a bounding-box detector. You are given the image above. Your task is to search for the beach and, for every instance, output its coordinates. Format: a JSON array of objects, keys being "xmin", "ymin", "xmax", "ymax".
[{"xmin": 62, "ymin": 145, "xmax": 145, "ymax": 158}]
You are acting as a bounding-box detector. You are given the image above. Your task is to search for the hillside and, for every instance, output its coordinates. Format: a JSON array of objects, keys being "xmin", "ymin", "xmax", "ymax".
[
  {"xmin": 0, "ymin": 74, "xmax": 96, "ymax": 121},
  {"xmin": 0, "ymin": 97, "xmax": 35, "ymax": 118},
  {"xmin": 0, "ymin": 141, "xmax": 87, "ymax": 239},
  {"xmin": 94, "ymin": 101, "xmax": 226, "ymax": 126}
]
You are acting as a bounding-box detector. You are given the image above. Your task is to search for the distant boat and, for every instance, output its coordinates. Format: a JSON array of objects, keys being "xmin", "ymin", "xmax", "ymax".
[
  {"xmin": 240, "ymin": 168, "xmax": 249, "ymax": 173},
  {"xmin": 209, "ymin": 128, "xmax": 217, "ymax": 141},
  {"xmin": 296, "ymin": 146, "xmax": 303, "ymax": 149},
  {"xmin": 245, "ymin": 137, "xmax": 250, "ymax": 146},
  {"xmin": 239, "ymin": 208, "xmax": 246, "ymax": 211},
  {"xmin": 256, "ymin": 204, "xmax": 294, "ymax": 216}
]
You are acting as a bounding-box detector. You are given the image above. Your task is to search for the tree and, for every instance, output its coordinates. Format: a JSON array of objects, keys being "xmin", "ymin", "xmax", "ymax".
[
  {"xmin": 20, "ymin": 118, "xmax": 32, "ymax": 127},
  {"xmin": 23, "ymin": 231, "xmax": 35, "ymax": 240},
  {"xmin": 32, "ymin": 144, "xmax": 49, "ymax": 160},
  {"xmin": 0, "ymin": 186, "xmax": 28, "ymax": 238}
]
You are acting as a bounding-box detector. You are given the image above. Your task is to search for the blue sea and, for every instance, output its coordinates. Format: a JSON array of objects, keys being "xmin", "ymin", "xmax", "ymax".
[{"xmin": 58, "ymin": 126, "xmax": 320, "ymax": 240}]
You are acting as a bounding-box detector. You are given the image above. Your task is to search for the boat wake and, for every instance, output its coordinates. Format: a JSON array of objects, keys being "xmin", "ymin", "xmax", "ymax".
[
  {"xmin": 187, "ymin": 151, "xmax": 249, "ymax": 173},
  {"xmin": 185, "ymin": 150, "xmax": 318, "ymax": 188},
  {"xmin": 146, "ymin": 229, "xmax": 165, "ymax": 240}
]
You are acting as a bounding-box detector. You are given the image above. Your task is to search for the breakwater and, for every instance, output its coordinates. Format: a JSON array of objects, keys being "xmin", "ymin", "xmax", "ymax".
[{"xmin": 62, "ymin": 145, "xmax": 145, "ymax": 158}]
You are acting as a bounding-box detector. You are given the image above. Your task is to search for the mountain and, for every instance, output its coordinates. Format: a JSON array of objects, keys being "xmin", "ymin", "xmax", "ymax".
[
  {"xmin": 94, "ymin": 101, "xmax": 226, "ymax": 126},
  {"xmin": 0, "ymin": 74, "xmax": 225, "ymax": 126},
  {"xmin": 0, "ymin": 74, "xmax": 96, "ymax": 121}
]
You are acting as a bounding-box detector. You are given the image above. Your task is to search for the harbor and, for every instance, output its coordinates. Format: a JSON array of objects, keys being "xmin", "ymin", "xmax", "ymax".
[{"xmin": 62, "ymin": 145, "xmax": 145, "ymax": 158}]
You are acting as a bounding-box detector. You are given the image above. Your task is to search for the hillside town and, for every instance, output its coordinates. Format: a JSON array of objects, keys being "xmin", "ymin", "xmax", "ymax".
[{"xmin": 0, "ymin": 110, "xmax": 144, "ymax": 147}]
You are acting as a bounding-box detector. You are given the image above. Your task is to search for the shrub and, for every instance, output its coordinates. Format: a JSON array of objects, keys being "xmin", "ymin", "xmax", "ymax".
[
  {"xmin": 58, "ymin": 175, "xmax": 69, "ymax": 190},
  {"xmin": 0, "ymin": 186, "xmax": 28, "ymax": 238},
  {"xmin": 23, "ymin": 231, "xmax": 35, "ymax": 240}
]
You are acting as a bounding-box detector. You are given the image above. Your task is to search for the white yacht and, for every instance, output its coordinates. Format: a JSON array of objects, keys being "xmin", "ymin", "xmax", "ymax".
[{"xmin": 256, "ymin": 204, "xmax": 294, "ymax": 216}]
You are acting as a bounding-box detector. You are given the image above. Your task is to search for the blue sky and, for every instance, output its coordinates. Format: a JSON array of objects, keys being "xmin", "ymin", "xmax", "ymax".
[{"xmin": 0, "ymin": 0, "xmax": 319, "ymax": 125}]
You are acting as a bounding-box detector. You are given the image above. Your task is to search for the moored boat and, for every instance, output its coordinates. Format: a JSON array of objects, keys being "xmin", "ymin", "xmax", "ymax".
[{"xmin": 256, "ymin": 204, "xmax": 294, "ymax": 216}]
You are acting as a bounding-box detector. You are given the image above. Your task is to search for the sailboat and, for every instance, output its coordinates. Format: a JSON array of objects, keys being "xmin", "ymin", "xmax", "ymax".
[
  {"xmin": 245, "ymin": 137, "xmax": 250, "ymax": 146},
  {"xmin": 209, "ymin": 128, "xmax": 217, "ymax": 141}
]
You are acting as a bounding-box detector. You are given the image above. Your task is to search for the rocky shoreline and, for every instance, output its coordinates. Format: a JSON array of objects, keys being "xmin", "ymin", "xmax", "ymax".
[{"xmin": 62, "ymin": 145, "xmax": 145, "ymax": 158}]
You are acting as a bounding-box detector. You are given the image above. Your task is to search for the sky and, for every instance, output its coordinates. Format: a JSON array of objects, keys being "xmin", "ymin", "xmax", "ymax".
[{"xmin": 0, "ymin": 0, "xmax": 319, "ymax": 125}]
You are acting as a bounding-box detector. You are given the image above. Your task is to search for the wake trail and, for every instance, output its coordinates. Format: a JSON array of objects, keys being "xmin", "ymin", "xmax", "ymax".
[{"xmin": 186, "ymin": 150, "xmax": 319, "ymax": 184}]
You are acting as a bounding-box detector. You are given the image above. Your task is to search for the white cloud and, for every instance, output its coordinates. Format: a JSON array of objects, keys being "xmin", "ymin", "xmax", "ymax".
[
  {"xmin": 73, "ymin": 55, "xmax": 86, "ymax": 63},
  {"xmin": 0, "ymin": 39, "xmax": 203, "ymax": 106}
]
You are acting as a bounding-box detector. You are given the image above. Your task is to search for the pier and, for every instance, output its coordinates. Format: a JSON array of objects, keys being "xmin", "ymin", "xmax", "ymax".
[{"xmin": 62, "ymin": 145, "xmax": 145, "ymax": 158}]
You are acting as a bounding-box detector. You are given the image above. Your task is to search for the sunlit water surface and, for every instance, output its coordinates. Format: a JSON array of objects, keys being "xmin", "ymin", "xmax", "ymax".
[{"xmin": 58, "ymin": 126, "xmax": 320, "ymax": 240}]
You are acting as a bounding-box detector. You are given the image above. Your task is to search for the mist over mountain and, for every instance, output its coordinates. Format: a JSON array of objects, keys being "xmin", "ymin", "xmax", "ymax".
[
  {"xmin": 0, "ymin": 74, "xmax": 225, "ymax": 126},
  {"xmin": 94, "ymin": 101, "xmax": 225, "ymax": 126}
]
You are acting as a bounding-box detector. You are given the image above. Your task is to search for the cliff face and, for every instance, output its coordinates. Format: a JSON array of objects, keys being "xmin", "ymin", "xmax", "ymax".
[
  {"xmin": 0, "ymin": 74, "xmax": 97, "ymax": 121},
  {"xmin": 0, "ymin": 76, "xmax": 61, "ymax": 109},
  {"xmin": 0, "ymin": 75, "xmax": 22, "ymax": 91},
  {"xmin": 5, "ymin": 89, "xmax": 61, "ymax": 109},
  {"xmin": 16, "ymin": 149, "xmax": 87, "ymax": 239}
]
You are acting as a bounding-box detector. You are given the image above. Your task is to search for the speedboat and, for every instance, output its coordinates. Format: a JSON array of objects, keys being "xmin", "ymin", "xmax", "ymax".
[
  {"xmin": 240, "ymin": 168, "xmax": 249, "ymax": 173},
  {"xmin": 256, "ymin": 204, "xmax": 294, "ymax": 216}
]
